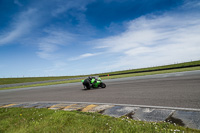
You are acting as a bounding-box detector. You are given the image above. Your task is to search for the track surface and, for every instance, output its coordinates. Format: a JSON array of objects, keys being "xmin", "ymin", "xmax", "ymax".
[{"xmin": 1, "ymin": 71, "xmax": 200, "ymax": 109}]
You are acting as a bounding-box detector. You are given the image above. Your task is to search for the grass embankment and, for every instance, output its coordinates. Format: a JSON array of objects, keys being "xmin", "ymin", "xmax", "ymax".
[
  {"xmin": 0, "ymin": 79, "xmax": 84, "ymax": 90},
  {"xmin": 0, "ymin": 108, "xmax": 199, "ymax": 133},
  {"xmin": 99, "ymin": 60, "xmax": 200, "ymax": 77},
  {"xmin": 0, "ymin": 75, "xmax": 85, "ymax": 85},
  {"xmin": 0, "ymin": 61, "xmax": 200, "ymax": 90},
  {"xmin": 102, "ymin": 66, "xmax": 200, "ymax": 80}
]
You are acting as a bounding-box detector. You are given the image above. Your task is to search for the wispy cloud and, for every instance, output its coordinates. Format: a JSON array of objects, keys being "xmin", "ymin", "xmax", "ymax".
[
  {"xmin": 0, "ymin": 8, "xmax": 38, "ymax": 46},
  {"xmin": 43, "ymin": 61, "xmax": 68, "ymax": 74},
  {"xmin": 14, "ymin": 0, "xmax": 23, "ymax": 6},
  {"xmin": 69, "ymin": 53, "xmax": 100, "ymax": 61},
  {"xmin": 37, "ymin": 29, "xmax": 76, "ymax": 60},
  {"xmin": 182, "ymin": 0, "xmax": 200, "ymax": 9},
  {"xmin": 51, "ymin": 0, "xmax": 93, "ymax": 16},
  {"xmin": 1, "ymin": 0, "xmax": 199, "ymax": 77},
  {"xmin": 92, "ymin": 1, "xmax": 200, "ymax": 71}
]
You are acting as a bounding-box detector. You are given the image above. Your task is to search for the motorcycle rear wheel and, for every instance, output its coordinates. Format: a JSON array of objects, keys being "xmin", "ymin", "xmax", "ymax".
[{"xmin": 83, "ymin": 79, "xmax": 91, "ymax": 89}]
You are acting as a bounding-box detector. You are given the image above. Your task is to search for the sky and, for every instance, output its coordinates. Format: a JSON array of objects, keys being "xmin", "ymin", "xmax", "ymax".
[{"xmin": 0, "ymin": 0, "xmax": 200, "ymax": 78}]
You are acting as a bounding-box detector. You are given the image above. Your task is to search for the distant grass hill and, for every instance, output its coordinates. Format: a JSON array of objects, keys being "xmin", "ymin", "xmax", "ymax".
[
  {"xmin": 0, "ymin": 76, "xmax": 86, "ymax": 85},
  {"xmin": 0, "ymin": 60, "xmax": 200, "ymax": 85},
  {"xmin": 98, "ymin": 60, "xmax": 200, "ymax": 77}
]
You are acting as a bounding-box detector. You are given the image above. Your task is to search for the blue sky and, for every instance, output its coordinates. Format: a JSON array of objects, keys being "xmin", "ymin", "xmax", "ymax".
[{"xmin": 0, "ymin": 0, "xmax": 200, "ymax": 77}]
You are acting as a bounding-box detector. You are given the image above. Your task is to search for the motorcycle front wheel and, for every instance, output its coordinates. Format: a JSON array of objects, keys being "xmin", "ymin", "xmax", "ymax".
[{"xmin": 100, "ymin": 82, "xmax": 106, "ymax": 88}]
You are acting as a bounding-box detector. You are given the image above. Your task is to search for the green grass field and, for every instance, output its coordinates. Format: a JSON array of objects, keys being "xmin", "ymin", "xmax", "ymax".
[
  {"xmin": 0, "ymin": 61, "xmax": 200, "ymax": 85},
  {"xmin": 102, "ymin": 66, "xmax": 200, "ymax": 80},
  {"xmin": 1, "ymin": 60, "xmax": 199, "ymax": 86},
  {"xmin": 0, "ymin": 108, "xmax": 199, "ymax": 133},
  {"xmin": 0, "ymin": 79, "xmax": 84, "ymax": 90},
  {"xmin": 0, "ymin": 61, "xmax": 200, "ymax": 90},
  {"xmin": 0, "ymin": 76, "xmax": 85, "ymax": 85},
  {"xmin": 0, "ymin": 66, "xmax": 200, "ymax": 91},
  {"xmin": 98, "ymin": 60, "xmax": 200, "ymax": 76}
]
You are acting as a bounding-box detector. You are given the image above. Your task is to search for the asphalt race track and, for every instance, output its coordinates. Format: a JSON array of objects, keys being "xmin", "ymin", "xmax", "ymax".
[{"xmin": 0, "ymin": 71, "xmax": 200, "ymax": 109}]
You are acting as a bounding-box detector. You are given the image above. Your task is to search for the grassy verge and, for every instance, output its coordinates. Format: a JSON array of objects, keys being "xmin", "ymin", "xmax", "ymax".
[
  {"xmin": 0, "ymin": 79, "xmax": 84, "ymax": 91},
  {"xmin": 99, "ymin": 60, "xmax": 200, "ymax": 76},
  {"xmin": 1, "ymin": 66, "xmax": 200, "ymax": 91},
  {"xmin": 1, "ymin": 60, "xmax": 200, "ymax": 85},
  {"xmin": 0, "ymin": 108, "xmax": 199, "ymax": 133},
  {"xmin": 0, "ymin": 76, "xmax": 86, "ymax": 85},
  {"xmin": 101, "ymin": 66, "xmax": 200, "ymax": 80}
]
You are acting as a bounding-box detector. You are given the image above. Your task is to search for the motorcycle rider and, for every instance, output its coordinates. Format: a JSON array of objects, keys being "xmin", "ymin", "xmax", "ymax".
[
  {"xmin": 82, "ymin": 76, "xmax": 105, "ymax": 89},
  {"xmin": 88, "ymin": 76, "xmax": 98, "ymax": 86}
]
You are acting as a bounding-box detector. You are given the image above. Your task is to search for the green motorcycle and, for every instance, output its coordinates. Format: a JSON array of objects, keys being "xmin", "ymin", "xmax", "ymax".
[{"xmin": 81, "ymin": 76, "xmax": 106, "ymax": 90}]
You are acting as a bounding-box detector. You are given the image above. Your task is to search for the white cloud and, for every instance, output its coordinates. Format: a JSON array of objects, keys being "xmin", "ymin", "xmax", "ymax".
[
  {"xmin": 0, "ymin": 8, "xmax": 38, "ymax": 46},
  {"xmin": 14, "ymin": 0, "xmax": 23, "ymax": 6},
  {"xmin": 44, "ymin": 61, "xmax": 68, "ymax": 74},
  {"xmin": 182, "ymin": 0, "xmax": 200, "ymax": 9},
  {"xmin": 37, "ymin": 29, "xmax": 76, "ymax": 60},
  {"xmin": 92, "ymin": 6, "xmax": 200, "ymax": 71},
  {"xmin": 69, "ymin": 53, "xmax": 100, "ymax": 61},
  {"xmin": 52, "ymin": 0, "xmax": 94, "ymax": 16}
]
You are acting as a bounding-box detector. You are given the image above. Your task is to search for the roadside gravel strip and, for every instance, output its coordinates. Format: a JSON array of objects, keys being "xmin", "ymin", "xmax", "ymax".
[
  {"xmin": 0, "ymin": 77, "xmax": 86, "ymax": 88},
  {"xmin": 1, "ymin": 102, "xmax": 200, "ymax": 130}
]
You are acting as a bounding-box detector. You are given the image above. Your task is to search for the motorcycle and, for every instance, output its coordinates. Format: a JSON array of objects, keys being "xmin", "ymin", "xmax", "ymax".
[{"xmin": 81, "ymin": 76, "xmax": 106, "ymax": 90}]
